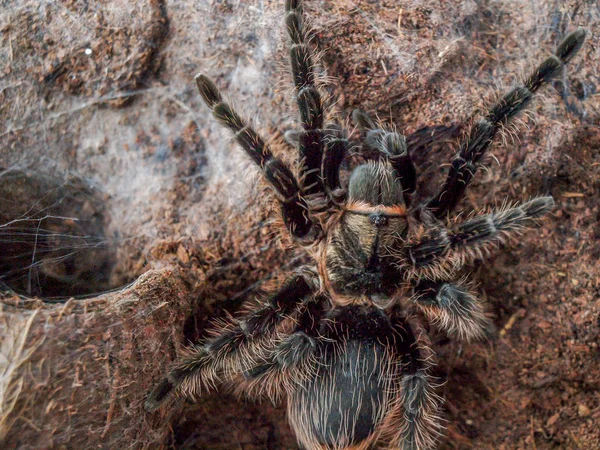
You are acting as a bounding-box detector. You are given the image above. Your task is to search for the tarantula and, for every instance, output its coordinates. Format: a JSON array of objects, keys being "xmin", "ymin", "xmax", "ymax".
[{"xmin": 146, "ymin": 1, "xmax": 586, "ymax": 449}]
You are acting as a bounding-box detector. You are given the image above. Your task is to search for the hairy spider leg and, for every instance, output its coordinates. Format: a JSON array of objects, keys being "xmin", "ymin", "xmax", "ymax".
[
  {"xmin": 144, "ymin": 273, "xmax": 315, "ymax": 411},
  {"xmin": 389, "ymin": 309, "xmax": 443, "ymax": 450},
  {"xmin": 219, "ymin": 298, "xmax": 329, "ymax": 403},
  {"xmin": 194, "ymin": 74, "xmax": 313, "ymax": 239},
  {"xmin": 238, "ymin": 296, "xmax": 327, "ymax": 402},
  {"xmin": 285, "ymin": 0, "xmax": 327, "ymax": 198},
  {"xmin": 285, "ymin": 121, "xmax": 349, "ymax": 206},
  {"xmin": 244, "ymin": 295, "xmax": 325, "ymax": 375},
  {"xmin": 321, "ymin": 123, "xmax": 349, "ymax": 204},
  {"xmin": 404, "ymin": 196, "xmax": 555, "ymax": 277},
  {"xmin": 353, "ymin": 109, "xmax": 418, "ymax": 201},
  {"xmin": 427, "ymin": 28, "xmax": 587, "ymax": 217},
  {"xmin": 411, "ymin": 279, "xmax": 489, "ymax": 341}
]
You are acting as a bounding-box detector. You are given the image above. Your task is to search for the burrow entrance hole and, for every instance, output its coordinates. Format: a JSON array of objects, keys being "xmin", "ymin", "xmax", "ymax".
[{"xmin": 0, "ymin": 168, "xmax": 134, "ymax": 299}]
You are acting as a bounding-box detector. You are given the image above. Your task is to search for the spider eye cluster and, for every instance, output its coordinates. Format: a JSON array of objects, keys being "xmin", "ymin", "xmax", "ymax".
[{"xmin": 370, "ymin": 214, "xmax": 388, "ymax": 228}]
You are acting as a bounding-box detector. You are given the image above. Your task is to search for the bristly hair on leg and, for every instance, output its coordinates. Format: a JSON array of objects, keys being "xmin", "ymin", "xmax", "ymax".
[
  {"xmin": 395, "ymin": 372, "xmax": 445, "ymax": 450},
  {"xmin": 395, "ymin": 196, "xmax": 556, "ymax": 281},
  {"xmin": 411, "ymin": 277, "xmax": 490, "ymax": 342},
  {"xmin": 385, "ymin": 320, "xmax": 445, "ymax": 450},
  {"xmin": 427, "ymin": 29, "xmax": 586, "ymax": 218}
]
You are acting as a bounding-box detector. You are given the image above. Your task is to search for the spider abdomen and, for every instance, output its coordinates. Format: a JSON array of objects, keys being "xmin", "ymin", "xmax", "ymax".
[
  {"xmin": 287, "ymin": 306, "xmax": 399, "ymax": 449},
  {"xmin": 288, "ymin": 340, "xmax": 396, "ymax": 450}
]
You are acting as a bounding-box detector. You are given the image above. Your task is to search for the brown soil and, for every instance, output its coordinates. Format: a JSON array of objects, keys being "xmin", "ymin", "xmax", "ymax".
[{"xmin": 0, "ymin": 1, "xmax": 598, "ymax": 449}]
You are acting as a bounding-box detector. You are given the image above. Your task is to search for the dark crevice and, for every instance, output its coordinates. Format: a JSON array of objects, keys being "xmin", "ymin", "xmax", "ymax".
[{"xmin": 0, "ymin": 169, "xmax": 133, "ymax": 299}]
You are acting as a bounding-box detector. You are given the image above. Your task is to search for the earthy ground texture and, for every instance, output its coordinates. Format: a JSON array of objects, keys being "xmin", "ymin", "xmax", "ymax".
[{"xmin": 0, "ymin": 0, "xmax": 599, "ymax": 449}]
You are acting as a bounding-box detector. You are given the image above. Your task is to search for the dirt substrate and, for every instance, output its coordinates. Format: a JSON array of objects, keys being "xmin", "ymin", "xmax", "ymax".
[{"xmin": 0, "ymin": 1, "xmax": 599, "ymax": 449}]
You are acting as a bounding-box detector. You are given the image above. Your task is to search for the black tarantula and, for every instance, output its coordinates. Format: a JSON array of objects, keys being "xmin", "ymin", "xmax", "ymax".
[{"xmin": 146, "ymin": 1, "xmax": 586, "ymax": 449}]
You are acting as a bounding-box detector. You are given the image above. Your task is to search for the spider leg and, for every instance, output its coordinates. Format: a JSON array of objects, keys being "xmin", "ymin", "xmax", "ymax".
[
  {"xmin": 144, "ymin": 271, "xmax": 316, "ymax": 411},
  {"xmin": 389, "ymin": 312, "xmax": 443, "ymax": 450},
  {"xmin": 427, "ymin": 29, "xmax": 586, "ymax": 217},
  {"xmin": 322, "ymin": 123, "xmax": 349, "ymax": 204},
  {"xmin": 195, "ymin": 74, "xmax": 313, "ymax": 240},
  {"xmin": 285, "ymin": 0, "xmax": 324, "ymax": 196},
  {"xmin": 286, "ymin": 0, "xmax": 350, "ymax": 211},
  {"xmin": 239, "ymin": 297, "xmax": 326, "ymax": 400},
  {"xmin": 403, "ymin": 196, "xmax": 554, "ymax": 277},
  {"xmin": 271, "ymin": 297, "xmax": 324, "ymax": 370},
  {"xmin": 285, "ymin": 122, "xmax": 348, "ymax": 205},
  {"xmin": 412, "ymin": 278, "xmax": 490, "ymax": 342},
  {"xmin": 353, "ymin": 109, "xmax": 417, "ymax": 201}
]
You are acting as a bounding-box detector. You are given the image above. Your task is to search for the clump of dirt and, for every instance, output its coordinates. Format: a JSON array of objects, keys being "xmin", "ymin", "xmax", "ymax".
[{"xmin": 5, "ymin": 0, "xmax": 168, "ymax": 106}]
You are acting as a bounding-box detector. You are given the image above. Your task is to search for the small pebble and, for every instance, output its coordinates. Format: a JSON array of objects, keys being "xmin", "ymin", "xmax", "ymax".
[
  {"xmin": 578, "ymin": 404, "xmax": 591, "ymax": 417},
  {"xmin": 177, "ymin": 244, "xmax": 190, "ymax": 264}
]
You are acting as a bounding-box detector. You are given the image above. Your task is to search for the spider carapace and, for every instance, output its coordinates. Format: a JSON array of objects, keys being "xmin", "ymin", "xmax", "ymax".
[{"xmin": 146, "ymin": 1, "xmax": 586, "ymax": 449}]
